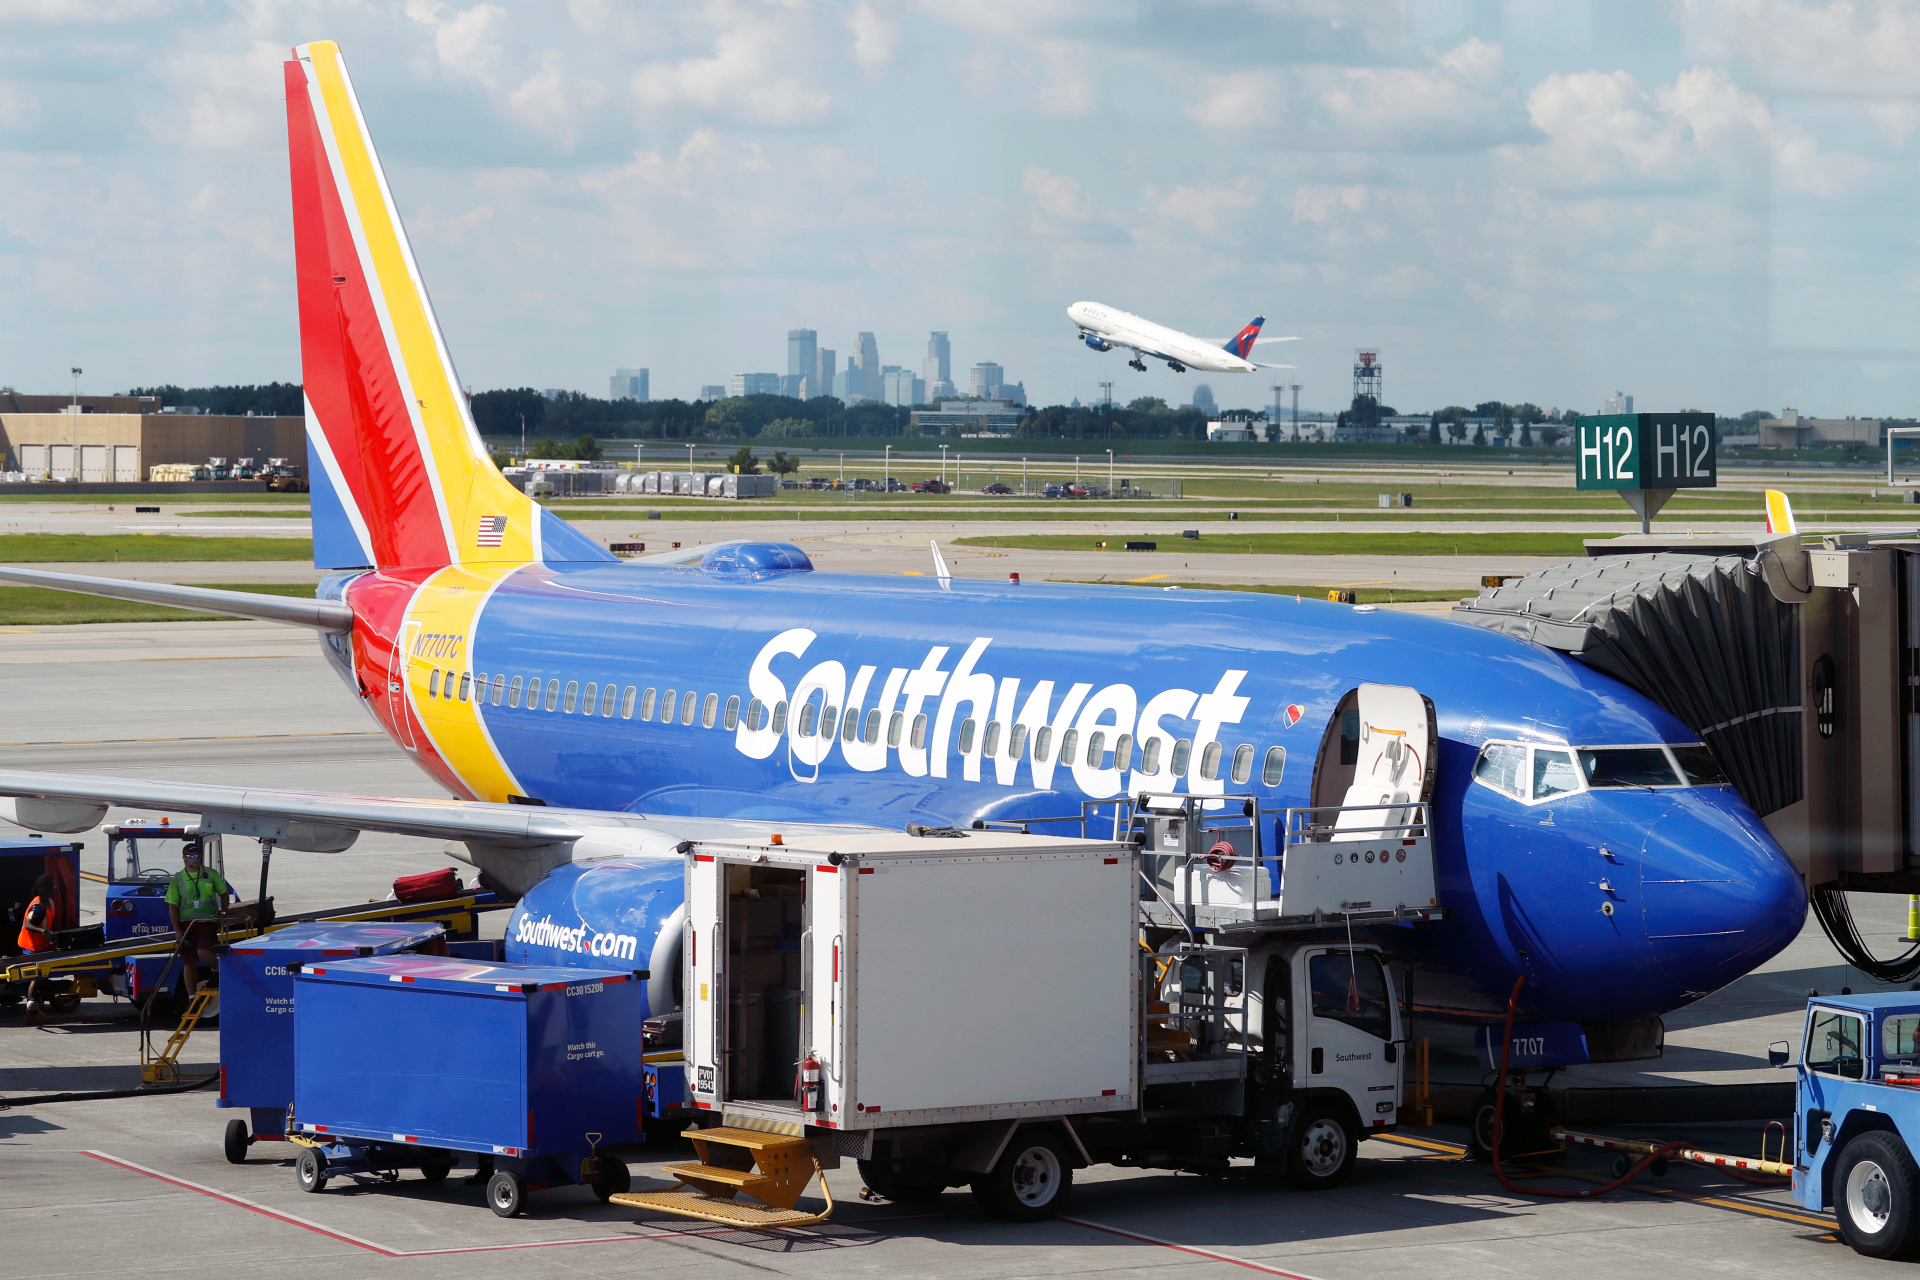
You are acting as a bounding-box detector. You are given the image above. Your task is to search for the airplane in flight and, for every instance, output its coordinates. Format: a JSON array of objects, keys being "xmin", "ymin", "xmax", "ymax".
[
  {"xmin": 1067, "ymin": 301, "xmax": 1299, "ymax": 374},
  {"xmin": 0, "ymin": 43, "xmax": 1804, "ymax": 1058}
]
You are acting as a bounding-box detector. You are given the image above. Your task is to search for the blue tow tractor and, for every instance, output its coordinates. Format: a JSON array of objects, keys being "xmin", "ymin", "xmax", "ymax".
[
  {"xmin": 102, "ymin": 822, "xmax": 230, "ymax": 1010},
  {"xmin": 216, "ymin": 921, "xmax": 454, "ymax": 1162},
  {"xmin": 1782, "ymin": 992, "xmax": 1920, "ymax": 1259},
  {"xmin": 289, "ymin": 953, "xmax": 650, "ymax": 1217}
]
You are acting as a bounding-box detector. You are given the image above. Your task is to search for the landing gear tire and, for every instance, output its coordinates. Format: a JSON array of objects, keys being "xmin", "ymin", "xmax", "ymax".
[
  {"xmin": 419, "ymin": 1152, "xmax": 454, "ymax": 1184},
  {"xmin": 1835, "ymin": 1132, "xmax": 1920, "ymax": 1258},
  {"xmin": 590, "ymin": 1156, "xmax": 630, "ymax": 1202},
  {"xmin": 49, "ymin": 993, "xmax": 80, "ymax": 1015},
  {"xmin": 224, "ymin": 1119, "xmax": 250, "ymax": 1165},
  {"xmin": 296, "ymin": 1148, "xmax": 328, "ymax": 1193},
  {"xmin": 488, "ymin": 1169, "xmax": 527, "ymax": 1218},
  {"xmin": 858, "ymin": 1159, "xmax": 946, "ymax": 1204},
  {"xmin": 1287, "ymin": 1104, "xmax": 1357, "ymax": 1191},
  {"xmin": 1128, "ymin": 360, "xmax": 1146, "ymax": 372},
  {"xmin": 971, "ymin": 1133, "xmax": 1073, "ymax": 1222}
]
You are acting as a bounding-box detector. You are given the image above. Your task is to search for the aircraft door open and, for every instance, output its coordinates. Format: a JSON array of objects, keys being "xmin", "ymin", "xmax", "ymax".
[
  {"xmin": 1310, "ymin": 684, "xmax": 1436, "ymax": 841},
  {"xmin": 389, "ymin": 620, "xmax": 420, "ymax": 752}
]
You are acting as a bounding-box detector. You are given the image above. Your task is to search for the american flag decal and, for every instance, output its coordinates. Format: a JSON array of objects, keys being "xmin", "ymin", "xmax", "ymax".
[{"xmin": 476, "ymin": 516, "xmax": 507, "ymax": 547}]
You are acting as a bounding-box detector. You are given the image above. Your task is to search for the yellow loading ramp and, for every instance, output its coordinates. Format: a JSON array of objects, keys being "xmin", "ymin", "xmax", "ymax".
[{"xmin": 611, "ymin": 1115, "xmax": 833, "ymax": 1229}]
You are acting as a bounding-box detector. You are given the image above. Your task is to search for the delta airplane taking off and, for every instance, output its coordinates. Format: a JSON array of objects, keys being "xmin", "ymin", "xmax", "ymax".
[
  {"xmin": 0, "ymin": 43, "xmax": 1804, "ymax": 1055},
  {"xmin": 1068, "ymin": 301, "xmax": 1299, "ymax": 374}
]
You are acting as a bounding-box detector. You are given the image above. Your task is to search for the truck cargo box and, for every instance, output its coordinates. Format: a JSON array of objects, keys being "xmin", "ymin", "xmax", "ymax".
[
  {"xmin": 685, "ymin": 830, "xmax": 1137, "ymax": 1132},
  {"xmin": 219, "ymin": 921, "xmax": 447, "ymax": 1136},
  {"xmin": 293, "ymin": 954, "xmax": 647, "ymax": 1158}
]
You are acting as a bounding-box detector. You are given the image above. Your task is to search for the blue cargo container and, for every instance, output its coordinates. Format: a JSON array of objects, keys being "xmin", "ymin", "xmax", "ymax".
[
  {"xmin": 216, "ymin": 921, "xmax": 447, "ymax": 1160},
  {"xmin": 291, "ymin": 954, "xmax": 648, "ymax": 1216}
]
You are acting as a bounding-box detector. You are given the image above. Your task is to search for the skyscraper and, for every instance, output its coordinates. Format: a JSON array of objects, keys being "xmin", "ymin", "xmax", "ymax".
[
  {"xmin": 788, "ymin": 330, "xmax": 817, "ymax": 380},
  {"xmin": 854, "ymin": 333, "xmax": 880, "ymax": 400},
  {"xmin": 610, "ymin": 368, "xmax": 649, "ymax": 401},
  {"xmin": 925, "ymin": 332, "xmax": 950, "ymax": 385},
  {"xmin": 816, "ymin": 348, "xmax": 835, "ymax": 400},
  {"xmin": 969, "ymin": 362, "xmax": 1004, "ymax": 400}
]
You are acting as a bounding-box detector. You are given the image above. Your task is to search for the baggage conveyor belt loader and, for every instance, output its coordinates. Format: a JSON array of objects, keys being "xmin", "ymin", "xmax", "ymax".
[{"xmin": 618, "ymin": 805, "xmax": 1443, "ymax": 1226}]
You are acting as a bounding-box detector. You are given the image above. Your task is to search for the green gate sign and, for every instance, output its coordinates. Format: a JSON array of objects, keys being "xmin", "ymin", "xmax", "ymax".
[{"xmin": 1575, "ymin": 412, "xmax": 1716, "ymax": 490}]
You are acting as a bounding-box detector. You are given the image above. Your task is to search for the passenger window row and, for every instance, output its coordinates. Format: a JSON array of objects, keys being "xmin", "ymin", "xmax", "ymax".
[
  {"xmin": 426, "ymin": 669, "xmax": 742, "ymax": 730},
  {"xmin": 739, "ymin": 697, "xmax": 1285, "ymax": 783}
]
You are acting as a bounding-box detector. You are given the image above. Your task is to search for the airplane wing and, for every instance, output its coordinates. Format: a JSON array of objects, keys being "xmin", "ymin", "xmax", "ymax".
[
  {"xmin": 1252, "ymin": 362, "xmax": 1296, "ymax": 370},
  {"xmin": 0, "ymin": 566, "xmax": 351, "ymax": 632},
  {"xmin": 1199, "ymin": 335, "xmax": 1302, "ymax": 346},
  {"xmin": 0, "ymin": 768, "xmax": 880, "ymax": 893}
]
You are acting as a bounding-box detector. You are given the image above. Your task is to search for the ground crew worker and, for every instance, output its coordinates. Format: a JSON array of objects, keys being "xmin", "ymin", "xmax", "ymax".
[
  {"xmin": 166, "ymin": 839, "xmax": 232, "ymax": 995},
  {"xmin": 16, "ymin": 873, "xmax": 56, "ymax": 1020}
]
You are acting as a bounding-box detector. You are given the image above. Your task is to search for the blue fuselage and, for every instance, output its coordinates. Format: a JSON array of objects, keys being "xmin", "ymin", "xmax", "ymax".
[{"xmin": 325, "ymin": 554, "xmax": 1807, "ymax": 1026}]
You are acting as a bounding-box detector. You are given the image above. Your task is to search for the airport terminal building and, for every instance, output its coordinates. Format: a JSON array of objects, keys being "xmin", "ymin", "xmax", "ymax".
[{"xmin": 0, "ymin": 394, "xmax": 303, "ymax": 481}]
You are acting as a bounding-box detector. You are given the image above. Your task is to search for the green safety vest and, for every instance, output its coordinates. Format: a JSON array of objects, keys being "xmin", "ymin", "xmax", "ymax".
[{"xmin": 167, "ymin": 867, "xmax": 228, "ymax": 921}]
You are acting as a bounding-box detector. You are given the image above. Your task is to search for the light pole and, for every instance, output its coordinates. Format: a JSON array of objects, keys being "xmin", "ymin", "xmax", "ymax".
[
  {"xmin": 70, "ymin": 366, "xmax": 81, "ymax": 480},
  {"xmin": 1022, "ymin": 456, "xmax": 1027, "ymax": 495},
  {"xmin": 1074, "ymin": 455, "xmax": 1080, "ymax": 484},
  {"xmin": 687, "ymin": 443, "xmax": 695, "ymax": 472},
  {"xmin": 884, "ymin": 444, "xmax": 891, "ymax": 493},
  {"xmin": 838, "ymin": 452, "xmax": 844, "ymax": 484},
  {"xmin": 939, "ymin": 444, "xmax": 949, "ymax": 486},
  {"xmin": 1106, "ymin": 448, "xmax": 1114, "ymax": 497}
]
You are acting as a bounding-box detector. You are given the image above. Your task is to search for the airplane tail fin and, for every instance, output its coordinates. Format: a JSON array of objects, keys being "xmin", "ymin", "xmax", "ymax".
[
  {"xmin": 284, "ymin": 42, "xmax": 612, "ymax": 572},
  {"xmin": 1222, "ymin": 316, "xmax": 1265, "ymax": 360},
  {"xmin": 1764, "ymin": 489, "xmax": 1797, "ymax": 535}
]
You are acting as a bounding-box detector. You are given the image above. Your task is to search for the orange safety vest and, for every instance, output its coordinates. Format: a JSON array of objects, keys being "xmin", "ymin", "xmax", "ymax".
[{"xmin": 17, "ymin": 894, "xmax": 53, "ymax": 952}]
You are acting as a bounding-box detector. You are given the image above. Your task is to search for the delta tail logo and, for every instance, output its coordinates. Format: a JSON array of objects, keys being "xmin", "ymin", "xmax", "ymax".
[{"xmin": 1224, "ymin": 316, "xmax": 1265, "ymax": 359}]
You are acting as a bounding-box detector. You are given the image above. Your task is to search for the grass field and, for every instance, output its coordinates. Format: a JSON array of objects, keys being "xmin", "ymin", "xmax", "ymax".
[
  {"xmin": 0, "ymin": 582, "xmax": 316, "ymax": 625},
  {"xmin": 0, "ymin": 534, "xmax": 313, "ymax": 562},
  {"xmin": 957, "ymin": 531, "xmax": 1599, "ymax": 556}
]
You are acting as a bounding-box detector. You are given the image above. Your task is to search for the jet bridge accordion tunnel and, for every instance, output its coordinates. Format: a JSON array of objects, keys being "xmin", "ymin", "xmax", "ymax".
[{"xmin": 1452, "ymin": 531, "xmax": 1920, "ymax": 982}]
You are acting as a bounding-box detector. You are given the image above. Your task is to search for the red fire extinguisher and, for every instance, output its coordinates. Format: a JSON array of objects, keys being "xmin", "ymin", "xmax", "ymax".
[{"xmin": 798, "ymin": 1053, "xmax": 822, "ymax": 1111}]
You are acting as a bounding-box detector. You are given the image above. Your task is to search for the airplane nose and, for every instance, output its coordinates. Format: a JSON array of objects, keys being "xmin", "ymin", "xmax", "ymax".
[{"xmin": 1640, "ymin": 788, "xmax": 1806, "ymax": 997}]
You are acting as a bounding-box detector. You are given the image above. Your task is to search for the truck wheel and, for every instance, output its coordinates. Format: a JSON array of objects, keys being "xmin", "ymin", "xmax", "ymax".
[
  {"xmin": 857, "ymin": 1159, "xmax": 945, "ymax": 1203},
  {"xmin": 1288, "ymin": 1104, "xmax": 1357, "ymax": 1191},
  {"xmin": 224, "ymin": 1119, "xmax": 250, "ymax": 1165},
  {"xmin": 1836, "ymin": 1132, "xmax": 1920, "ymax": 1259},
  {"xmin": 419, "ymin": 1152, "xmax": 454, "ymax": 1184},
  {"xmin": 488, "ymin": 1170, "xmax": 527, "ymax": 1218},
  {"xmin": 296, "ymin": 1148, "xmax": 329, "ymax": 1193},
  {"xmin": 971, "ymin": 1133, "xmax": 1073, "ymax": 1222},
  {"xmin": 49, "ymin": 993, "xmax": 81, "ymax": 1015},
  {"xmin": 590, "ymin": 1156, "xmax": 630, "ymax": 1202}
]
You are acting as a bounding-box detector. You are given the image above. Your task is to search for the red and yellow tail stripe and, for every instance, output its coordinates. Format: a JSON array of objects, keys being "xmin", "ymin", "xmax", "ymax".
[
  {"xmin": 1763, "ymin": 489, "xmax": 1796, "ymax": 535},
  {"xmin": 286, "ymin": 41, "xmax": 540, "ymax": 571}
]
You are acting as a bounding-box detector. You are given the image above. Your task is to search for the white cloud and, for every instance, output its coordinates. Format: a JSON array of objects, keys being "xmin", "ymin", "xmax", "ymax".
[
  {"xmin": 406, "ymin": 0, "xmax": 510, "ymax": 88},
  {"xmin": 1153, "ymin": 181, "xmax": 1258, "ymax": 235},
  {"xmin": 1293, "ymin": 184, "xmax": 1368, "ymax": 223},
  {"xmin": 849, "ymin": 3, "xmax": 899, "ymax": 71},
  {"xmin": 0, "ymin": 0, "xmax": 173, "ymax": 21},
  {"xmin": 1022, "ymin": 165, "xmax": 1092, "ymax": 222},
  {"xmin": 508, "ymin": 51, "xmax": 608, "ymax": 149},
  {"xmin": 632, "ymin": 23, "xmax": 834, "ymax": 126},
  {"xmin": 1187, "ymin": 71, "xmax": 1281, "ymax": 132}
]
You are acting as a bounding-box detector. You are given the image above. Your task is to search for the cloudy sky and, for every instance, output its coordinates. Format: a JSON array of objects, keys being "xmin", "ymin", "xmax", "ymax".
[{"xmin": 3, "ymin": 0, "xmax": 1918, "ymax": 416}]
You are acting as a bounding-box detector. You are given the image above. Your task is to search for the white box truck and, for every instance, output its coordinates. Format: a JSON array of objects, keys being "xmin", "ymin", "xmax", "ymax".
[{"xmin": 675, "ymin": 818, "xmax": 1431, "ymax": 1222}]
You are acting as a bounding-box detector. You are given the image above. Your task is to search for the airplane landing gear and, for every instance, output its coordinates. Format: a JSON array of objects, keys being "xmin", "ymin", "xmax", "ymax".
[
  {"xmin": 1128, "ymin": 359, "xmax": 1147, "ymax": 371},
  {"xmin": 1166, "ymin": 361, "xmax": 1187, "ymax": 373}
]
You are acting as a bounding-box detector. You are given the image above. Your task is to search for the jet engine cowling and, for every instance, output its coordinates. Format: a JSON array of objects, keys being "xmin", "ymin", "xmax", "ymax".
[
  {"xmin": 1083, "ymin": 334, "xmax": 1112, "ymax": 352},
  {"xmin": 505, "ymin": 854, "xmax": 686, "ymax": 1019}
]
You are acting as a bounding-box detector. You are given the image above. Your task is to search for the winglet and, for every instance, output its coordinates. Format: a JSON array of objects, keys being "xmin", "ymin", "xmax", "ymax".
[
  {"xmin": 1764, "ymin": 490, "xmax": 1797, "ymax": 535},
  {"xmin": 930, "ymin": 539, "xmax": 952, "ymax": 589}
]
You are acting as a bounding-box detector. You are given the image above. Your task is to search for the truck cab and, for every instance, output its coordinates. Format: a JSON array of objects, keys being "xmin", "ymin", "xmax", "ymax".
[{"xmin": 1790, "ymin": 992, "xmax": 1920, "ymax": 1258}]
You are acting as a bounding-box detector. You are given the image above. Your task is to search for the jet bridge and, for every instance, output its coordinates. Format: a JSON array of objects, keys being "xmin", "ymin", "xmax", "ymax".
[{"xmin": 1452, "ymin": 531, "xmax": 1920, "ymax": 980}]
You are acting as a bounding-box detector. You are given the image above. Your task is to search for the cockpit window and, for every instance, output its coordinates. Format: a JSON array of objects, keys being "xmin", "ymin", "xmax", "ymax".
[
  {"xmin": 1671, "ymin": 745, "xmax": 1727, "ymax": 786},
  {"xmin": 1531, "ymin": 749, "xmax": 1580, "ymax": 799},
  {"xmin": 1475, "ymin": 739, "xmax": 1724, "ymax": 805},
  {"xmin": 1579, "ymin": 747, "xmax": 1680, "ymax": 788},
  {"xmin": 1474, "ymin": 743, "xmax": 1527, "ymax": 797}
]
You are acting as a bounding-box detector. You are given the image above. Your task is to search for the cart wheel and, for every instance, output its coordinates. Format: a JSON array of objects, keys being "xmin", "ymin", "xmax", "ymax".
[
  {"xmin": 296, "ymin": 1148, "xmax": 329, "ymax": 1193},
  {"xmin": 591, "ymin": 1156, "xmax": 630, "ymax": 1202},
  {"xmin": 224, "ymin": 1119, "xmax": 250, "ymax": 1165},
  {"xmin": 419, "ymin": 1153, "xmax": 454, "ymax": 1184},
  {"xmin": 487, "ymin": 1170, "xmax": 527, "ymax": 1218},
  {"xmin": 1610, "ymin": 1153, "xmax": 1632, "ymax": 1180},
  {"xmin": 49, "ymin": 993, "xmax": 81, "ymax": 1015}
]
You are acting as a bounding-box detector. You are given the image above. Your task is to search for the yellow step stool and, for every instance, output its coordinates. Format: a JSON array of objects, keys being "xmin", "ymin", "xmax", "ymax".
[{"xmin": 611, "ymin": 1122, "xmax": 833, "ymax": 1229}]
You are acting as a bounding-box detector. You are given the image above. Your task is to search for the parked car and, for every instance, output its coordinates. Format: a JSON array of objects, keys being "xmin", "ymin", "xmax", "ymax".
[
  {"xmin": 1065, "ymin": 484, "xmax": 1093, "ymax": 498},
  {"xmin": 1043, "ymin": 484, "xmax": 1065, "ymax": 498},
  {"xmin": 779, "ymin": 479, "xmax": 800, "ymax": 489},
  {"xmin": 981, "ymin": 482, "xmax": 1012, "ymax": 495},
  {"xmin": 912, "ymin": 479, "xmax": 951, "ymax": 494},
  {"xmin": 883, "ymin": 478, "xmax": 909, "ymax": 492}
]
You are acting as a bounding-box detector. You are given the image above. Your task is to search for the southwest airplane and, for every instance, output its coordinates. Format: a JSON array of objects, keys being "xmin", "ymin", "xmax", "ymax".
[
  {"xmin": 1068, "ymin": 301, "xmax": 1299, "ymax": 374},
  {"xmin": 0, "ymin": 43, "xmax": 1804, "ymax": 1048}
]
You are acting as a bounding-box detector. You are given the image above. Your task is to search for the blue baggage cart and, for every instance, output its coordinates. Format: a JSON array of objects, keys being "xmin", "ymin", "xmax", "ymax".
[
  {"xmin": 291, "ymin": 954, "xmax": 649, "ymax": 1216},
  {"xmin": 216, "ymin": 921, "xmax": 448, "ymax": 1161}
]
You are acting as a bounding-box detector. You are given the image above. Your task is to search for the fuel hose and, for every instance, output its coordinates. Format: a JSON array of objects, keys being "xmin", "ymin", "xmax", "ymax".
[{"xmin": 0, "ymin": 1073, "xmax": 216, "ymax": 1110}]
